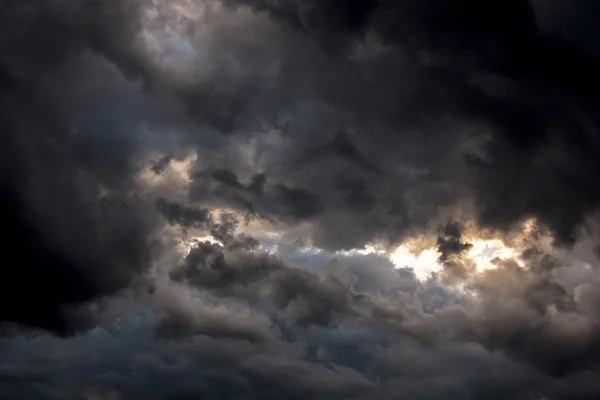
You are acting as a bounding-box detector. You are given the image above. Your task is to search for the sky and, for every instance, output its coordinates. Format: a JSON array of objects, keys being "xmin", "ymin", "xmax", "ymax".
[{"xmin": 2, "ymin": 0, "xmax": 600, "ymax": 399}]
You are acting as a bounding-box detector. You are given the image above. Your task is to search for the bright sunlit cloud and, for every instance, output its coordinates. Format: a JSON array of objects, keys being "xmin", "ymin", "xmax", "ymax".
[
  {"xmin": 390, "ymin": 238, "xmax": 524, "ymax": 280},
  {"xmin": 390, "ymin": 246, "xmax": 441, "ymax": 280},
  {"xmin": 466, "ymin": 239, "xmax": 523, "ymax": 271}
]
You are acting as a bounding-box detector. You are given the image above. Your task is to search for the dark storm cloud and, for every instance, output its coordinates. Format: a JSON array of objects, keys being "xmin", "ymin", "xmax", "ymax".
[
  {"xmin": 295, "ymin": 131, "xmax": 383, "ymax": 175},
  {"xmin": 435, "ymin": 221, "xmax": 475, "ymax": 281},
  {"xmin": 5, "ymin": 0, "xmax": 600, "ymax": 399},
  {"xmin": 273, "ymin": 184, "xmax": 323, "ymax": 220},
  {"xmin": 0, "ymin": 73, "xmax": 161, "ymax": 335},
  {"xmin": 151, "ymin": 280, "xmax": 271, "ymax": 343},
  {"xmin": 163, "ymin": 0, "xmax": 600, "ymax": 250},
  {"xmin": 0, "ymin": 322, "xmax": 377, "ymax": 400},
  {"xmin": 171, "ymin": 242, "xmax": 365, "ymax": 329},
  {"xmin": 4, "ymin": 308, "xmax": 600, "ymax": 400},
  {"xmin": 169, "ymin": 231, "xmax": 600, "ymax": 380},
  {"xmin": 0, "ymin": 0, "xmax": 170, "ymax": 335},
  {"xmin": 156, "ymin": 198, "xmax": 212, "ymax": 228},
  {"xmin": 436, "ymin": 221, "xmax": 473, "ymax": 264}
]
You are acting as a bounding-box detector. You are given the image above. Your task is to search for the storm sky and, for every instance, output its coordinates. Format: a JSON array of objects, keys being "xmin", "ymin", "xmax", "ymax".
[{"xmin": 2, "ymin": 1, "xmax": 600, "ymax": 399}]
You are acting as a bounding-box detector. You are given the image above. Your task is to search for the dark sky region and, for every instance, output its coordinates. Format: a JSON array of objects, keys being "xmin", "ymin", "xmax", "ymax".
[{"xmin": 2, "ymin": 1, "xmax": 600, "ymax": 399}]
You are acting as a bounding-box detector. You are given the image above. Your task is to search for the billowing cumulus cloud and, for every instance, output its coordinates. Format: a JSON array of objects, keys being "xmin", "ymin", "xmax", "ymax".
[{"xmin": 3, "ymin": 0, "xmax": 600, "ymax": 399}]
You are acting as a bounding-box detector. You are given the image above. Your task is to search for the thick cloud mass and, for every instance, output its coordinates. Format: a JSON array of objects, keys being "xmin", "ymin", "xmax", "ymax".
[
  {"xmin": 0, "ymin": 2, "xmax": 158, "ymax": 335},
  {"xmin": 3, "ymin": 0, "xmax": 600, "ymax": 399}
]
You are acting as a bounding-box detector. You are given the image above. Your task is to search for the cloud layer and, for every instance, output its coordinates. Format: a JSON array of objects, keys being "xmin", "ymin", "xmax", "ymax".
[{"xmin": 2, "ymin": 0, "xmax": 600, "ymax": 399}]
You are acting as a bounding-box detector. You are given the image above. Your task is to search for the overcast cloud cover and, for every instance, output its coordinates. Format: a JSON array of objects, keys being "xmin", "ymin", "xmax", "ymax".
[{"xmin": 2, "ymin": 0, "xmax": 600, "ymax": 399}]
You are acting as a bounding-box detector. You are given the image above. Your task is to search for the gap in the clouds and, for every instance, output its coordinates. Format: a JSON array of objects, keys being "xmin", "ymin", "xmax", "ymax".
[
  {"xmin": 285, "ymin": 238, "xmax": 522, "ymax": 281},
  {"xmin": 178, "ymin": 225, "xmax": 524, "ymax": 286}
]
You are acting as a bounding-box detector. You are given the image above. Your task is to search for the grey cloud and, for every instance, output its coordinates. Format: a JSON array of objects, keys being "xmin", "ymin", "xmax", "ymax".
[
  {"xmin": 0, "ymin": 55, "xmax": 165, "ymax": 335},
  {"xmin": 285, "ymin": 249, "xmax": 462, "ymax": 317},
  {"xmin": 172, "ymin": 242, "xmax": 364, "ymax": 329},
  {"xmin": 428, "ymin": 261, "xmax": 600, "ymax": 377},
  {"xmin": 0, "ymin": 320, "xmax": 376, "ymax": 400},
  {"xmin": 0, "ymin": 0, "xmax": 206, "ymax": 336},
  {"xmin": 156, "ymin": 198, "xmax": 212, "ymax": 229},
  {"xmin": 152, "ymin": 280, "xmax": 270, "ymax": 343},
  {"xmin": 273, "ymin": 184, "xmax": 323, "ymax": 220},
  {"xmin": 4, "ymin": 312, "xmax": 600, "ymax": 400},
  {"xmin": 295, "ymin": 131, "xmax": 383, "ymax": 175},
  {"xmin": 149, "ymin": 155, "xmax": 174, "ymax": 175},
  {"xmin": 4, "ymin": 0, "xmax": 600, "ymax": 399},
  {"xmin": 174, "ymin": 237, "xmax": 600, "ymax": 379},
  {"xmin": 151, "ymin": 0, "xmax": 600, "ymax": 252},
  {"xmin": 436, "ymin": 221, "xmax": 473, "ymax": 264},
  {"xmin": 436, "ymin": 221, "xmax": 475, "ymax": 282}
]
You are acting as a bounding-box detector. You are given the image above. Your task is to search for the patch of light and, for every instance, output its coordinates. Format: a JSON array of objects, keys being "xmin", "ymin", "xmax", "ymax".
[
  {"xmin": 258, "ymin": 243, "xmax": 280, "ymax": 254},
  {"xmin": 390, "ymin": 238, "xmax": 524, "ymax": 280},
  {"xmin": 337, "ymin": 244, "xmax": 386, "ymax": 257},
  {"xmin": 390, "ymin": 246, "xmax": 442, "ymax": 280},
  {"xmin": 466, "ymin": 239, "xmax": 523, "ymax": 272},
  {"xmin": 333, "ymin": 244, "xmax": 442, "ymax": 281},
  {"xmin": 178, "ymin": 235, "xmax": 222, "ymax": 257},
  {"xmin": 521, "ymin": 218, "xmax": 537, "ymax": 234},
  {"xmin": 296, "ymin": 246, "xmax": 324, "ymax": 255}
]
